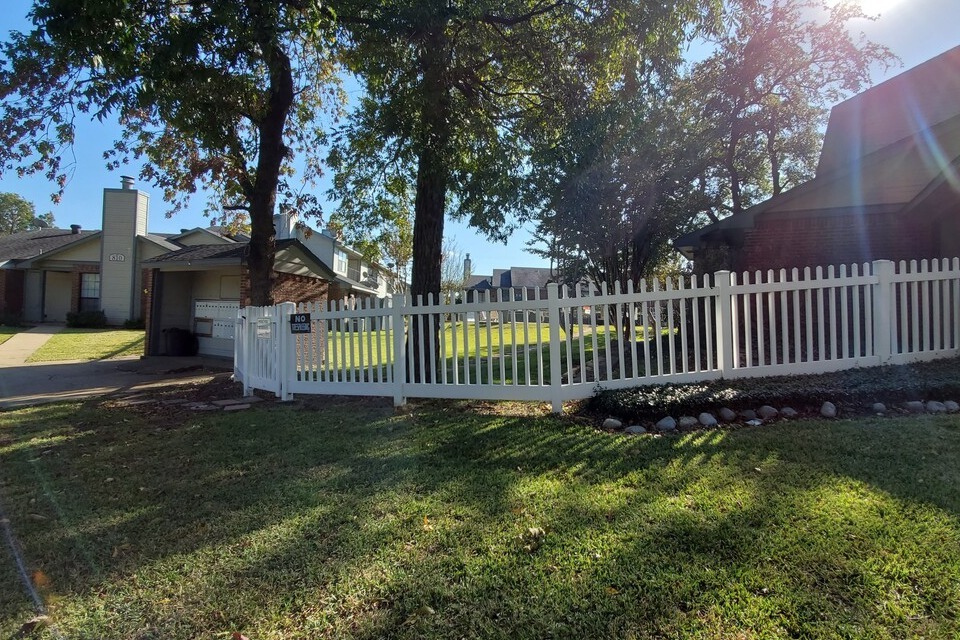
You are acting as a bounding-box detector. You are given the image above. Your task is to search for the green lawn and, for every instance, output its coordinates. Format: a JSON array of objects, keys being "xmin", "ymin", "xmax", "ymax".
[
  {"xmin": 25, "ymin": 329, "xmax": 145, "ymax": 362},
  {"xmin": 0, "ymin": 326, "xmax": 19, "ymax": 346},
  {"xmin": 304, "ymin": 322, "xmax": 652, "ymax": 384},
  {"xmin": 1, "ymin": 393, "xmax": 958, "ymax": 639}
]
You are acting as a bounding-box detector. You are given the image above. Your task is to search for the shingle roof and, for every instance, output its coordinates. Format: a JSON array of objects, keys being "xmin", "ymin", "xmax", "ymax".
[
  {"xmin": 509, "ymin": 267, "xmax": 554, "ymax": 288},
  {"xmin": 142, "ymin": 243, "xmax": 248, "ymax": 264},
  {"xmin": 0, "ymin": 228, "xmax": 97, "ymax": 262}
]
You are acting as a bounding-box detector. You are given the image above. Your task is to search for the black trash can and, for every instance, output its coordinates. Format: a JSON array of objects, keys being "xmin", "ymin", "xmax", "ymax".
[{"xmin": 165, "ymin": 328, "xmax": 199, "ymax": 356}]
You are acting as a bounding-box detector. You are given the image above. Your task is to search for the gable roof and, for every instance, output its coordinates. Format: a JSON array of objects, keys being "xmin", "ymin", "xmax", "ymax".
[
  {"xmin": 818, "ymin": 46, "xmax": 960, "ymax": 176},
  {"xmin": 676, "ymin": 47, "xmax": 960, "ymax": 258},
  {"xmin": 0, "ymin": 228, "xmax": 98, "ymax": 264}
]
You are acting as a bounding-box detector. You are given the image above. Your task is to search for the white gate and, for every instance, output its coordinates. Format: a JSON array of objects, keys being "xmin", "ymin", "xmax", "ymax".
[{"xmin": 235, "ymin": 302, "xmax": 294, "ymax": 398}]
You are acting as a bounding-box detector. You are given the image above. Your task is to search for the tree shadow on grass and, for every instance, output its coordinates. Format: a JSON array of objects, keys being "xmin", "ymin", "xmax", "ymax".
[{"xmin": 0, "ymin": 396, "xmax": 958, "ymax": 638}]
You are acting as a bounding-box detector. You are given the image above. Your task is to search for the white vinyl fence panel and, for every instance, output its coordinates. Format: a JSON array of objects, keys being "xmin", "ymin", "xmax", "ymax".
[{"xmin": 235, "ymin": 258, "xmax": 960, "ymax": 410}]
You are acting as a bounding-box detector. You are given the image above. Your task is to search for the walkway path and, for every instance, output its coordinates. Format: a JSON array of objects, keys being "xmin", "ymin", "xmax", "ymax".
[
  {"xmin": 0, "ymin": 325, "xmax": 235, "ymax": 408},
  {"xmin": 0, "ymin": 324, "xmax": 65, "ymax": 366}
]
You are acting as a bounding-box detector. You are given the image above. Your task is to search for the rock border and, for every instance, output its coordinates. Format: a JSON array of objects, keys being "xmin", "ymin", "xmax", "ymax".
[{"xmin": 604, "ymin": 397, "xmax": 960, "ymax": 434}]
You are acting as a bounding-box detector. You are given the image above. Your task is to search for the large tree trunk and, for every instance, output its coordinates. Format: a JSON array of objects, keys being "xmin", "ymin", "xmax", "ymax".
[
  {"xmin": 408, "ymin": 25, "xmax": 451, "ymax": 383},
  {"xmin": 245, "ymin": 29, "xmax": 294, "ymax": 306}
]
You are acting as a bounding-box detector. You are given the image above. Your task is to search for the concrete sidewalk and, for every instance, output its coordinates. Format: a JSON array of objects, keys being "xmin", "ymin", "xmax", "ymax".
[
  {"xmin": 0, "ymin": 324, "xmax": 66, "ymax": 365},
  {"xmin": 0, "ymin": 355, "xmax": 235, "ymax": 409}
]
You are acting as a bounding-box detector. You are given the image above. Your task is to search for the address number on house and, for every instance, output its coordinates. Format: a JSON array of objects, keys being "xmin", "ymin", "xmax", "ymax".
[{"xmin": 289, "ymin": 313, "xmax": 312, "ymax": 334}]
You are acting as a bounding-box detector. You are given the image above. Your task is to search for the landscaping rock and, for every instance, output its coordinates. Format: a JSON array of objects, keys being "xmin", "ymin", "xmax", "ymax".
[
  {"xmin": 745, "ymin": 419, "xmax": 763, "ymax": 427},
  {"xmin": 904, "ymin": 401, "xmax": 926, "ymax": 413},
  {"xmin": 820, "ymin": 401, "xmax": 837, "ymax": 418},
  {"xmin": 757, "ymin": 405, "xmax": 779, "ymax": 420},
  {"xmin": 871, "ymin": 402, "xmax": 887, "ymax": 414},
  {"xmin": 739, "ymin": 409, "xmax": 757, "ymax": 421},
  {"xmin": 698, "ymin": 412, "xmax": 718, "ymax": 427},
  {"xmin": 678, "ymin": 416, "xmax": 699, "ymax": 428},
  {"xmin": 602, "ymin": 418, "xmax": 623, "ymax": 430},
  {"xmin": 719, "ymin": 407, "xmax": 737, "ymax": 422},
  {"xmin": 185, "ymin": 402, "xmax": 218, "ymax": 411},
  {"xmin": 926, "ymin": 400, "xmax": 947, "ymax": 413},
  {"xmin": 945, "ymin": 400, "xmax": 959, "ymax": 413},
  {"xmin": 780, "ymin": 407, "xmax": 798, "ymax": 418},
  {"xmin": 655, "ymin": 416, "xmax": 677, "ymax": 432},
  {"xmin": 624, "ymin": 425, "xmax": 647, "ymax": 435}
]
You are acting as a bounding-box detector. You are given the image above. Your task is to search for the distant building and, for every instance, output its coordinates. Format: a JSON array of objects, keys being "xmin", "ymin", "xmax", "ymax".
[{"xmin": 465, "ymin": 262, "xmax": 557, "ymax": 300}]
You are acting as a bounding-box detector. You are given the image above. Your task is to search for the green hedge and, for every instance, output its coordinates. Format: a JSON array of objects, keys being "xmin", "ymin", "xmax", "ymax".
[
  {"xmin": 590, "ymin": 357, "xmax": 960, "ymax": 421},
  {"xmin": 66, "ymin": 310, "xmax": 108, "ymax": 328}
]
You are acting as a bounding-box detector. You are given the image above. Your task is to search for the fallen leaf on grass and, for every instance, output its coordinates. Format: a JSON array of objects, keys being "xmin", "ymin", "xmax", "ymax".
[
  {"xmin": 32, "ymin": 570, "xmax": 51, "ymax": 590},
  {"xmin": 404, "ymin": 605, "xmax": 435, "ymax": 625}
]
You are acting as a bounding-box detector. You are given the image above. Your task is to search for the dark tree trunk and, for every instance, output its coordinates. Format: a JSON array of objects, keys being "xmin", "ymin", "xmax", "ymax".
[
  {"xmin": 408, "ymin": 25, "xmax": 451, "ymax": 383},
  {"xmin": 245, "ymin": 27, "xmax": 294, "ymax": 306}
]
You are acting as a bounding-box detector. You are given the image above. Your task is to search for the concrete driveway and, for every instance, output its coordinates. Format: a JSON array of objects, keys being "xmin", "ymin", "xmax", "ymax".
[{"xmin": 0, "ymin": 356, "xmax": 235, "ymax": 409}]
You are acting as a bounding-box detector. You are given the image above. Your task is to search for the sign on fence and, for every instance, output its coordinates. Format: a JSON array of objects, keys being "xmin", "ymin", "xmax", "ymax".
[{"xmin": 289, "ymin": 313, "xmax": 312, "ymax": 334}]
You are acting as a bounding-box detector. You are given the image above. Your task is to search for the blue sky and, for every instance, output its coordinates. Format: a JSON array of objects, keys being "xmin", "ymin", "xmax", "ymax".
[{"xmin": 1, "ymin": 0, "xmax": 958, "ymax": 276}]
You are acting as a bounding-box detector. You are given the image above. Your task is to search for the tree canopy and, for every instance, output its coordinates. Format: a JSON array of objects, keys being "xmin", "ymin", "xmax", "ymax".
[
  {"xmin": 527, "ymin": 0, "xmax": 895, "ymax": 290},
  {"xmin": 329, "ymin": 0, "xmax": 719, "ymax": 302},
  {"xmin": 0, "ymin": 0, "xmax": 342, "ymax": 304},
  {"xmin": 0, "ymin": 192, "xmax": 38, "ymax": 234}
]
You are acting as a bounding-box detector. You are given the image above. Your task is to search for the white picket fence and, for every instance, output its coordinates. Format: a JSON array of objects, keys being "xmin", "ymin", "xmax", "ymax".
[{"xmin": 234, "ymin": 258, "xmax": 960, "ymax": 412}]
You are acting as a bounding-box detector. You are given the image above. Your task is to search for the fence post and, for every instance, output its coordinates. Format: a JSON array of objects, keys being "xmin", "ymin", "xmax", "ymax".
[
  {"xmin": 235, "ymin": 307, "xmax": 249, "ymax": 395},
  {"xmin": 547, "ymin": 283, "xmax": 563, "ymax": 413},
  {"xmin": 872, "ymin": 260, "xmax": 895, "ymax": 363},
  {"xmin": 714, "ymin": 270, "xmax": 734, "ymax": 377},
  {"xmin": 391, "ymin": 293, "xmax": 407, "ymax": 407},
  {"xmin": 277, "ymin": 302, "xmax": 296, "ymax": 400}
]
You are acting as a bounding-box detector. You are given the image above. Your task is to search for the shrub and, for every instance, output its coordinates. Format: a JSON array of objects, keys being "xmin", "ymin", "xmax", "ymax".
[
  {"xmin": 66, "ymin": 310, "xmax": 108, "ymax": 328},
  {"xmin": 124, "ymin": 317, "xmax": 145, "ymax": 330},
  {"xmin": 590, "ymin": 356, "xmax": 960, "ymax": 421},
  {"xmin": 0, "ymin": 311, "xmax": 23, "ymax": 327}
]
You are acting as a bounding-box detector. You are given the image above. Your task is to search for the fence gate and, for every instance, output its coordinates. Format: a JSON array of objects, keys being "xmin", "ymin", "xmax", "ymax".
[{"xmin": 236, "ymin": 303, "xmax": 294, "ymax": 398}]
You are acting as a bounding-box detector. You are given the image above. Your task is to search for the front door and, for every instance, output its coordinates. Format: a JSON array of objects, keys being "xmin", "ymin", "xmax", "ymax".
[{"xmin": 43, "ymin": 271, "xmax": 72, "ymax": 322}]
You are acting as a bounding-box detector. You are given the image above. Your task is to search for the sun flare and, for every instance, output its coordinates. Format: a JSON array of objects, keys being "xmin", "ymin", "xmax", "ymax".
[{"xmin": 847, "ymin": 0, "xmax": 905, "ymax": 16}]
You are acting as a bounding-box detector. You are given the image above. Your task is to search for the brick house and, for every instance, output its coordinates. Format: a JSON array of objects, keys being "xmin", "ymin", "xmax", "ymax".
[
  {"xmin": 0, "ymin": 177, "xmax": 394, "ymax": 358},
  {"xmin": 675, "ymin": 46, "xmax": 960, "ymax": 273}
]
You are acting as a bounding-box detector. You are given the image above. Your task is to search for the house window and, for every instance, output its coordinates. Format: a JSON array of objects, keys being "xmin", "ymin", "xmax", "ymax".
[
  {"xmin": 79, "ymin": 273, "xmax": 100, "ymax": 312},
  {"xmin": 365, "ymin": 268, "xmax": 380, "ymax": 285},
  {"xmin": 334, "ymin": 249, "xmax": 348, "ymax": 274}
]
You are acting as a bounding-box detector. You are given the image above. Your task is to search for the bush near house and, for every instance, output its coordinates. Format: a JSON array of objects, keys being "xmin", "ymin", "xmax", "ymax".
[
  {"xmin": 592, "ymin": 357, "xmax": 960, "ymax": 422},
  {"xmin": 65, "ymin": 309, "xmax": 108, "ymax": 328}
]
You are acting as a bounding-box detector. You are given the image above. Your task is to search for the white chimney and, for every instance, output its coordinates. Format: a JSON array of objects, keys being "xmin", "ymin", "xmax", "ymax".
[
  {"xmin": 273, "ymin": 210, "xmax": 298, "ymax": 240},
  {"xmin": 100, "ymin": 179, "xmax": 149, "ymax": 324},
  {"xmin": 463, "ymin": 253, "xmax": 472, "ymax": 280}
]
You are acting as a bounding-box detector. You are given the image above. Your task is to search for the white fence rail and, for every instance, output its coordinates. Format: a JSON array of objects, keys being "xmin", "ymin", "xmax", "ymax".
[{"xmin": 236, "ymin": 258, "xmax": 960, "ymax": 411}]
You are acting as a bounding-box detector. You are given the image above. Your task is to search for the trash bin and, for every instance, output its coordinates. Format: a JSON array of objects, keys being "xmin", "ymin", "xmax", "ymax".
[{"xmin": 165, "ymin": 328, "xmax": 199, "ymax": 356}]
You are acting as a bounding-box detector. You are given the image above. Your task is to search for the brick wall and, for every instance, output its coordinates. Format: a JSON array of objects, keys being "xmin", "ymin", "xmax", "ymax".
[
  {"xmin": 238, "ymin": 271, "xmax": 329, "ymax": 307},
  {"xmin": 0, "ymin": 270, "xmax": 25, "ymax": 319},
  {"xmin": 271, "ymin": 272, "xmax": 330, "ymax": 306},
  {"xmin": 141, "ymin": 268, "xmax": 156, "ymax": 354},
  {"xmin": 725, "ymin": 209, "xmax": 938, "ymax": 273}
]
